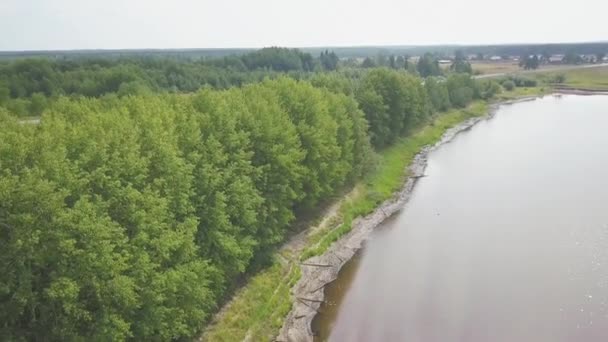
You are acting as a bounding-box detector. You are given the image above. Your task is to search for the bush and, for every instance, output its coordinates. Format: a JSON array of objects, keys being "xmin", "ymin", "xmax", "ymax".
[
  {"xmin": 521, "ymin": 78, "xmax": 537, "ymax": 87},
  {"xmin": 552, "ymin": 74, "xmax": 566, "ymax": 83},
  {"xmin": 446, "ymin": 73, "xmax": 476, "ymax": 108},
  {"xmin": 477, "ymin": 80, "xmax": 502, "ymax": 99},
  {"xmin": 502, "ymin": 80, "xmax": 515, "ymax": 91},
  {"xmin": 449, "ymin": 87, "xmax": 474, "ymax": 108}
]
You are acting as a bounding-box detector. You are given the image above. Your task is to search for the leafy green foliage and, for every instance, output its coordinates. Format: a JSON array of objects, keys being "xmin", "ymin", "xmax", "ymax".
[
  {"xmin": 425, "ymin": 77, "xmax": 451, "ymax": 112},
  {"xmin": 519, "ymin": 55, "xmax": 540, "ymax": 70},
  {"xmin": 361, "ymin": 57, "xmax": 376, "ymax": 68},
  {"xmin": 502, "ymin": 80, "xmax": 515, "ymax": 91},
  {"xmin": 0, "ymin": 48, "xmax": 498, "ymax": 340},
  {"xmin": 356, "ymin": 69, "xmax": 429, "ymax": 148},
  {"xmin": 450, "ymin": 50, "xmax": 473, "ymax": 74},
  {"xmin": 446, "ymin": 73, "xmax": 477, "ymax": 108},
  {"xmin": 562, "ymin": 51, "xmax": 583, "ymax": 65},
  {"xmin": 416, "ymin": 53, "xmax": 442, "ymax": 77},
  {"xmin": 0, "ymin": 78, "xmax": 373, "ymax": 340},
  {"xmin": 500, "ymin": 75, "xmax": 538, "ymax": 88},
  {"xmin": 476, "ymin": 80, "xmax": 503, "ymax": 100},
  {"xmin": 241, "ymin": 47, "xmax": 315, "ymax": 71},
  {"xmin": 319, "ymin": 50, "xmax": 339, "ymax": 71}
]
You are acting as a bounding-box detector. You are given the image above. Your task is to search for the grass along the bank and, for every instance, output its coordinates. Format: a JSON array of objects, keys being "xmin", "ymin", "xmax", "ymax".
[
  {"xmin": 495, "ymin": 86, "xmax": 550, "ymax": 101},
  {"xmin": 201, "ymin": 102, "xmax": 488, "ymax": 341},
  {"xmin": 201, "ymin": 256, "xmax": 301, "ymax": 341},
  {"xmin": 556, "ymin": 65, "xmax": 608, "ymax": 90}
]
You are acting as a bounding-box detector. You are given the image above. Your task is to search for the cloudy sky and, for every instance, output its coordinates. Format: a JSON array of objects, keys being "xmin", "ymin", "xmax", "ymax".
[{"xmin": 1, "ymin": 0, "xmax": 607, "ymax": 51}]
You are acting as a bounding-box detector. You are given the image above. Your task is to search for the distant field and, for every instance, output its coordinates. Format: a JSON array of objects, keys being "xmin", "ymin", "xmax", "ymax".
[
  {"xmin": 471, "ymin": 61, "xmax": 521, "ymax": 75},
  {"xmin": 557, "ymin": 66, "xmax": 608, "ymax": 90},
  {"xmin": 473, "ymin": 60, "xmax": 608, "ymax": 90}
]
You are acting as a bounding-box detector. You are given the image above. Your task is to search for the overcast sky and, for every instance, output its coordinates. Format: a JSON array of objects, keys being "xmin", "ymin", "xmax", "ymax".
[{"xmin": 1, "ymin": 0, "xmax": 607, "ymax": 51}]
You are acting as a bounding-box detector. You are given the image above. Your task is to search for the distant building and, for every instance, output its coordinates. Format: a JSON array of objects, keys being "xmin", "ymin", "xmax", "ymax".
[
  {"xmin": 489, "ymin": 55, "xmax": 502, "ymax": 61},
  {"xmin": 438, "ymin": 59, "xmax": 452, "ymax": 65},
  {"xmin": 582, "ymin": 55, "xmax": 596, "ymax": 63},
  {"xmin": 549, "ymin": 55, "xmax": 564, "ymax": 63}
]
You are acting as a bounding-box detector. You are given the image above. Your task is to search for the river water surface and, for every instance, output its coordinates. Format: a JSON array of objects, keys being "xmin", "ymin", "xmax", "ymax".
[{"xmin": 313, "ymin": 95, "xmax": 608, "ymax": 341}]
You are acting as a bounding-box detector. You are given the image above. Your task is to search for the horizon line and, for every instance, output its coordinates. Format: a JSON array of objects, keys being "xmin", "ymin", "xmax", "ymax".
[{"xmin": 1, "ymin": 40, "xmax": 607, "ymax": 54}]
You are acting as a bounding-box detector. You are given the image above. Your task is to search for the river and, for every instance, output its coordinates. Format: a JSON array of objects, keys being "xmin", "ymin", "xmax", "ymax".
[{"xmin": 312, "ymin": 95, "xmax": 608, "ymax": 341}]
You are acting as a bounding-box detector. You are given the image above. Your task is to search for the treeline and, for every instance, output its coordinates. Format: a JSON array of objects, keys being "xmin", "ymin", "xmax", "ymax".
[
  {"xmin": 310, "ymin": 69, "xmax": 494, "ymax": 147},
  {"xmin": 0, "ymin": 48, "xmax": 346, "ymax": 117},
  {"xmin": 4, "ymin": 42, "xmax": 606, "ymax": 61},
  {"xmin": 0, "ymin": 48, "xmax": 329, "ymax": 96},
  {"xmin": 0, "ymin": 67, "xmax": 495, "ymax": 340},
  {"xmin": 1, "ymin": 47, "xmax": 485, "ymax": 119}
]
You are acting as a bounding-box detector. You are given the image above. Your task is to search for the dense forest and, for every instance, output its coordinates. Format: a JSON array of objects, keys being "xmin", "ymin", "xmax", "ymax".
[
  {"xmin": 0, "ymin": 47, "xmax": 500, "ymax": 340},
  {"xmin": 0, "ymin": 47, "xmax": 345, "ymax": 117}
]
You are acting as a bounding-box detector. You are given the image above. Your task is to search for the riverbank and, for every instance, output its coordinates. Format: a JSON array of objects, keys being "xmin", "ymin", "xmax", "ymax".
[
  {"xmin": 196, "ymin": 64, "xmax": 608, "ymax": 340},
  {"xmin": 277, "ymin": 101, "xmax": 499, "ymax": 341},
  {"xmin": 201, "ymin": 92, "xmax": 554, "ymax": 342},
  {"xmin": 308, "ymin": 93, "xmax": 608, "ymax": 342},
  {"xmin": 553, "ymin": 87, "xmax": 608, "ymax": 95},
  {"xmin": 200, "ymin": 101, "xmax": 491, "ymax": 341}
]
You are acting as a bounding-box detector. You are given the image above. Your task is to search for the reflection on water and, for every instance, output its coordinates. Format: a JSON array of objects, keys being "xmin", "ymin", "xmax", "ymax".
[{"xmin": 314, "ymin": 95, "xmax": 608, "ymax": 341}]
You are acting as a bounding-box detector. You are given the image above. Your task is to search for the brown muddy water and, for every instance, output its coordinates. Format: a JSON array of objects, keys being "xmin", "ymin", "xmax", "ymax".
[{"xmin": 312, "ymin": 95, "xmax": 608, "ymax": 342}]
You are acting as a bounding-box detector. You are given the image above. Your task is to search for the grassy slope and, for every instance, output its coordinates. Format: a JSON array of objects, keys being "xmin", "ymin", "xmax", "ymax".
[
  {"xmin": 201, "ymin": 101, "xmax": 488, "ymax": 341},
  {"xmin": 471, "ymin": 61, "xmax": 521, "ymax": 75},
  {"xmin": 557, "ymin": 66, "xmax": 608, "ymax": 90},
  {"xmin": 478, "ymin": 64, "xmax": 608, "ymax": 91}
]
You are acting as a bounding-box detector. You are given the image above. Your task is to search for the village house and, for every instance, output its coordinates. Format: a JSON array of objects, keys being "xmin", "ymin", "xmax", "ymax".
[{"xmin": 549, "ymin": 54, "xmax": 564, "ymax": 63}]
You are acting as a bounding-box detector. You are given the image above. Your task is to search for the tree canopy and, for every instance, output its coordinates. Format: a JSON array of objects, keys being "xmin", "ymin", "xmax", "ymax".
[
  {"xmin": 0, "ymin": 78, "xmax": 374, "ymax": 340},
  {"xmin": 416, "ymin": 53, "xmax": 442, "ymax": 77}
]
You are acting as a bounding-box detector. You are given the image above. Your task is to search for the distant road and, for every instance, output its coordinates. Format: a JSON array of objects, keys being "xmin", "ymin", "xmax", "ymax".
[{"xmin": 474, "ymin": 63, "xmax": 608, "ymax": 79}]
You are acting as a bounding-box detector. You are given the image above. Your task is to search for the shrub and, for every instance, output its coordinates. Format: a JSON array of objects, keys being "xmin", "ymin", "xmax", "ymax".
[{"xmin": 502, "ymin": 80, "xmax": 515, "ymax": 91}]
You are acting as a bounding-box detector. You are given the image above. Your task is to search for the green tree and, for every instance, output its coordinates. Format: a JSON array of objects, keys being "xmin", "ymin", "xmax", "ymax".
[
  {"xmin": 357, "ymin": 69, "xmax": 429, "ymax": 147},
  {"xmin": 519, "ymin": 55, "xmax": 540, "ymax": 70},
  {"xmin": 450, "ymin": 50, "xmax": 473, "ymax": 74},
  {"xmin": 29, "ymin": 92, "xmax": 48, "ymax": 115},
  {"xmin": 425, "ymin": 77, "xmax": 451, "ymax": 111},
  {"xmin": 417, "ymin": 53, "xmax": 442, "ymax": 77},
  {"xmin": 502, "ymin": 80, "xmax": 515, "ymax": 91},
  {"xmin": 361, "ymin": 57, "xmax": 376, "ymax": 68},
  {"xmin": 396, "ymin": 55, "xmax": 406, "ymax": 69},
  {"xmin": 320, "ymin": 50, "xmax": 339, "ymax": 71},
  {"xmin": 446, "ymin": 73, "xmax": 477, "ymax": 107},
  {"xmin": 562, "ymin": 51, "xmax": 583, "ymax": 65},
  {"xmin": 389, "ymin": 55, "xmax": 396, "ymax": 69},
  {"xmin": 0, "ymin": 81, "xmax": 9, "ymax": 105}
]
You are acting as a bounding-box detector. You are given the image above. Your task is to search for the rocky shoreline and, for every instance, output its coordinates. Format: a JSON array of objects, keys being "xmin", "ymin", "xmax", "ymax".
[{"xmin": 276, "ymin": 96, "xmax": 544, "ymax": 342}]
